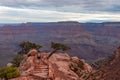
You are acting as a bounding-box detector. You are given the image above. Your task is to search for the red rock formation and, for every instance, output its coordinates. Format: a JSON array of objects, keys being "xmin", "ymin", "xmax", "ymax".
[{"xmin": 12, "ymin": 50, "xmax": 92, "ymax": 80}]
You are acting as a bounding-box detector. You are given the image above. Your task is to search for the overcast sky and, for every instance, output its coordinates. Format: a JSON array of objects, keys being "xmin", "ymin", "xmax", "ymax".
[{"xmin": 0, "ymin": 0, "xmax": 120, "ymax": 23}]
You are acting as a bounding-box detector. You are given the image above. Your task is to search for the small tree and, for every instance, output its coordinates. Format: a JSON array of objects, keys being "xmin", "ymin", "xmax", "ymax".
[
  {"xmin": 11, "ymin": 54, "xmax": 24, "ymax": 67},
  {"xmin": 12, "ymin": 41, "xmax": 42, "ymax": 67},
  {"xmin": 0, "ymin": 67, "xmax": 20, "ymax": 80},
  {"xmin": 18, "ymin": 41, "xmax": 42, "ymax": 55},
  {"xmin": 47, "ymin": 42, "xmax": 71, "ymax": 59}
]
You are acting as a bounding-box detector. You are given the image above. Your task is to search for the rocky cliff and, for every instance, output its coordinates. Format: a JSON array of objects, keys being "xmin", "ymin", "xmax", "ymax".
[
  {"xmin": 88, "ymin": 46, "xmax": 120, "ymax": 80},
  {"xmin": 11, "ymin": 49, "xmax": 92, "ymax": 80}
]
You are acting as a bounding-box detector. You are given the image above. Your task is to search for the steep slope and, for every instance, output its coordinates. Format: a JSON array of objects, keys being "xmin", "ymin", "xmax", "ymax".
[{"xmin": 88, "ymin": 46, "xmax": 120, "ymax": 80}]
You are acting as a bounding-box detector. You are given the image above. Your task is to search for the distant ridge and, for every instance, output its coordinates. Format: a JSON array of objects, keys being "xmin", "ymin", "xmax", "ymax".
[{"xmin": 1, "ymin": 21, "xmax": 120, "ymax": 27}]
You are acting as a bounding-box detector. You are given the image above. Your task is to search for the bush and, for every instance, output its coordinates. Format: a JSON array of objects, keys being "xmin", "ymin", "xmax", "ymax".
[
  {"xmin": 0, "ymin": 67, "xmax": 20, "ymax": 79},
  {"xmin": 18, "ymin": 41, "xmax": 42, "ymax": 55},
  {"xmin": 78, "ymin": 63, "xmax": 84, "ymax": 70},
  {"xmin": 11, "ymin": 54, "xmax": 24, "ymax": 67}
]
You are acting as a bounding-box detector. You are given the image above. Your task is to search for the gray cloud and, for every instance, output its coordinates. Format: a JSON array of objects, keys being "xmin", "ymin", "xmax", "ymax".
[
  {"xmin": 0, "ymin": 0, "xmax": 120, "ymax": 13},
  {"xmin": 0, "ymin": 5, "xmax": 120, "ymax": 23}
]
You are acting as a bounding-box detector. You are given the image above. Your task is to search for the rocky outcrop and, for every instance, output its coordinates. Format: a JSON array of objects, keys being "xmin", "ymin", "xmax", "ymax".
[
  {"xmin": 10, "ymin": 47, "xmax": 120, "ymax": 80},
  {"xmin": 11, "ymin": 49, "xmax": 92, "ymax": 80}
]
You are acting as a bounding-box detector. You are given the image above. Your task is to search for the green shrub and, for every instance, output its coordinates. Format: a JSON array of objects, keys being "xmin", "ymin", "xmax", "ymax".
[
  {"xmin": 18, "ymin": 41, "xmax": 42, "ymax": 55},
  {"xmin": 11, "ymin": 54, "xmax": 24, "ymax": 67},
  {"xmin": 78, "ymin": 63, "xmax": 84, "ymax": 70},
  {"xmin": 0, "ymin": 67, "xmax": 20, "ymax": 79}
]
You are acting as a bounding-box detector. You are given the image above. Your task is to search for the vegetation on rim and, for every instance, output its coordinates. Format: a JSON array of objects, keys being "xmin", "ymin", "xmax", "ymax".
[
  {"xmin": 0, "ymin": 67, "xmax": 20, "ymax": 80},
  {"xmin": 47, "ymin": 42, "xmax": 71, "ymax": 59}
]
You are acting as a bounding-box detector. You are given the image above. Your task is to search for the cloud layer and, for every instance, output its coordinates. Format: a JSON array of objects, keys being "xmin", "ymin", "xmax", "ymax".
[
  {"xmin": 0, "ymin": 0, "xmax": 120, "ymax": 23},
  {"xmin": 0, "ymin": 0, "xmax": 120, "ymax": 12}
]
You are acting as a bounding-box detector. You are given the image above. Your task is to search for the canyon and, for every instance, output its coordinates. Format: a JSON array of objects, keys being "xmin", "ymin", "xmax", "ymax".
[{"xmin": 0, "ymin": 21, "xmax": 120, "ymax": 66}]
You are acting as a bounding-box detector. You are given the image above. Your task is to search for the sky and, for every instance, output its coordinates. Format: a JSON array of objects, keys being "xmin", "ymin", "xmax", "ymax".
[{"xmin": 0, "ymin": 0, "xmax": 120, "ymax": 23}]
